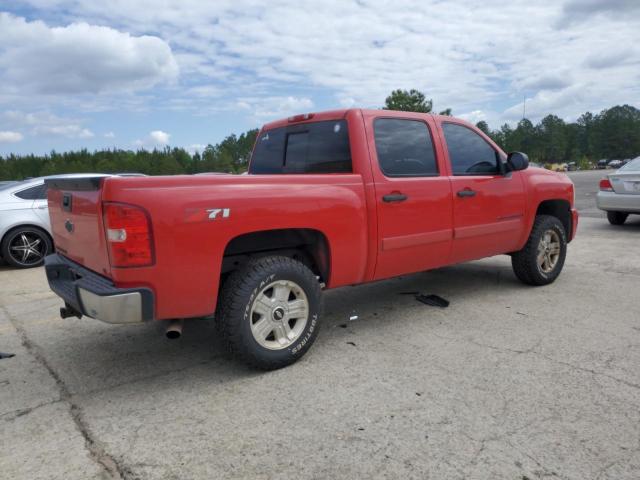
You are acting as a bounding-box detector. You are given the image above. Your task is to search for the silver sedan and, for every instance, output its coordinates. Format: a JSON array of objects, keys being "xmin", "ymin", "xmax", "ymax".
[{"xmin": 596, "ymin": 157, "xmax": 640, "ymax": 225}]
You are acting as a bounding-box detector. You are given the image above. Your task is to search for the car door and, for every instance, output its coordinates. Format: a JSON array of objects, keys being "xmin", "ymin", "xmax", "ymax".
[
  {"xmin": 438, "ymin": 121, "xmax": 526, "ymax": 263},
  {"xmin": 365, "ymin": 114, "xmax": 454, "ymax": 280}
]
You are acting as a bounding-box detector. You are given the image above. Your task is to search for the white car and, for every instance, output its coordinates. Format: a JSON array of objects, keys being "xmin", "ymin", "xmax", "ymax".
[
  {"xmin": 0, "ymin": 173, "xmax": 143, "ymax": 268},
  {"xmin": 596, "ymin": 157, "xmax": 640, "ymax": 225}
]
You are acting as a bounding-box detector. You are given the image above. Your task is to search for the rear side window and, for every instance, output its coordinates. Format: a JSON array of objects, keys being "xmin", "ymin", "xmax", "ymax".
[
  {"xmin": 442, "ymin": 123, "xmax": 499, "ymax": 175},
  {"xmin": 374, "ymin": 118, "xmax": 438, "ymax": 176},
  {"xmin": 250, "ymin": 120, "xmax": 351, "ymax": 174},
  {"xmin": 14, "ymin": 183, "xmax": 47, "ymax": 200}
]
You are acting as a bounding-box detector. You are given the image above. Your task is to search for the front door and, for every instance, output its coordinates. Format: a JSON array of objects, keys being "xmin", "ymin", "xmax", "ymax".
[
  {"xmin": 439, "ymin": 121, "xmax": 526, "ymax": 263},
  {"xmin": 365, "ymin": 114, "xmax": 454, "ymax": 280}
]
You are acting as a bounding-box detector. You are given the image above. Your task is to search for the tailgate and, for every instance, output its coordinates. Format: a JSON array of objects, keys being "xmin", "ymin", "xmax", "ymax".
[
  {"xmin": 610, "ymin": 172, "xmax": 640, "ymax": 195},
  {"xmin": 45, "ymin": 177, "xmax": 112, "ymax": 277}
]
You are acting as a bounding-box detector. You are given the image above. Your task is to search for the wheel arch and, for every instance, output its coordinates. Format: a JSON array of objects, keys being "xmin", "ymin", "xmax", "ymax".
[
  {"xmin": 220, "ymin": 228, "xmax": 332, "ymax": 285},
  {"xmin": 535, "ymin": 199, "xmax": 572, "ymax": 240}
]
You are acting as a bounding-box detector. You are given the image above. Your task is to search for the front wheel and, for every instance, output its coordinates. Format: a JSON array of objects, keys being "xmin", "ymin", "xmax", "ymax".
[
  {"xmin": 511, "ymin": 215, "xmax": 567, "ymax": 286},
  {"xmin": 217, "ymin": 256, "xmax": 323, "ymax": 370},
  {"xmin": 607, "ymin": 211, "xmax": 628, "ymax": 225}
]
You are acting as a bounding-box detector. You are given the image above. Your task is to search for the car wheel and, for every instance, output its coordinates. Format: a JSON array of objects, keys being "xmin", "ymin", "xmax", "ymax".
[
  {"xmin": 1, "ymin": 226, "xmax": 53, "ymax": 269},
  {"xmin": 606, "ymin": 211, "xmax": 628, "ymax": 225},
  {"xmin": 511, "ymin": 215, "xmax": 567, "ymax": 286},
  {"xmin": 217, "ymin": 255, "xmax": 323, "ymax": 370}
]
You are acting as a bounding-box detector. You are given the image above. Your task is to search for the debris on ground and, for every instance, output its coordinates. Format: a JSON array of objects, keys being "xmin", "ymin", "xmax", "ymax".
[
  {"xmin": 346, "ymin": 341, "xmax": 356, "ymax": 346},
  {"xmin": 0, "ymin": 352, "xmax": 16, "ymax": 359},
  {"xmin": 349, "ymin": 314, "xmax": 358, "ymax": 321},
  {"xmin": 338, "ymin": 324, "xmax": 348, "ymax": 328},
  {"xmin": 415, "ymin": 294, "xmax": 450, "ymax": 308},
  {"xmin": 516, "ymin": 311, "xmax": 528, "ymax": 316},
  {"xmin": 398, "ymin": 291, "xmax": 420, "ymax": 295}
]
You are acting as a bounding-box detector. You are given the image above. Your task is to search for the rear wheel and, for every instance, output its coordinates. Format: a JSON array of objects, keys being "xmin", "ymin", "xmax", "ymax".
[
  {"xmin": 511, "ymin": 215, "xmax": 567, "ymax": 286},
  {"xmin": 1, "ymin": 226, "xmax": 52, "ymax": 268},
  {"xmin": 607, "ymin": 211, "xmax": 628, "ymax": 225},
  {"xmin": 217, "ymin": 255, "xmax": 323, "ymax": 370}
]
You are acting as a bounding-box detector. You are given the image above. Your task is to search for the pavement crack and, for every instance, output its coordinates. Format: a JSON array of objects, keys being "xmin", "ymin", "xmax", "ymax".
[
  {"xmin": 1, "ymin": 398, "xmax": 63, "ymax": 421},
  {"xmin": 2, "ymin": 306, "xmax": 130, "ymax": 480}
]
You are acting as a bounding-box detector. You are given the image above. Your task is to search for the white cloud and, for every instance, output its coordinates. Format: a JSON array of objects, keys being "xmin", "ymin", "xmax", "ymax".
[
  {"xmin": 104, "ymin": 131, "xmax": 115, "ymax": 139},
  {"xmin": 237, "ymin": 96, "xmax": 314, "ymax": 121},
  {"xmin": 1, "ymin": 109, "xmax": 94, "ymax": 139},
  {"xmin": 0, "ymin": 131, "xmax": 23, "ymax": 143},
  {"xmin": 0, "ymin": 12, "xmax": 178, "ymax": 97},
  {"xmin": 4, "ymin": 1, "xmax": 640, "ymax": 130},
  {"xmin": 36, "ymin": 125, "xmax": 94, "ymax": 138},
  {"xmin": 458, "ymin": 110, "xmax": 487, "ymax": 124},
  {"xmin": 134, "ymin": 130, "xmax": 171, "ymax": 147},
  {"xmin": 186, "ymin": 143, "xmax": 206, "ymax": 154},
  {"xmin": 149, "ymin": 130, "xmax": 170, "ymax": 145}
]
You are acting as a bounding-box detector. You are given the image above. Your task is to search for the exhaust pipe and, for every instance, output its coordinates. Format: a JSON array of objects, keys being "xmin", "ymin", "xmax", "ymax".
[{"xmin": 165, "ymin": 319, "xmax": 184, "ymax": 339}]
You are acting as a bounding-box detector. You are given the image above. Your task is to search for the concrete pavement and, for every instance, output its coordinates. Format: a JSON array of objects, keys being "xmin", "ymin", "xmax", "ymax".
[{"xmin": 1, "ymin": 172, "xmax": 639, "ymax": 479}]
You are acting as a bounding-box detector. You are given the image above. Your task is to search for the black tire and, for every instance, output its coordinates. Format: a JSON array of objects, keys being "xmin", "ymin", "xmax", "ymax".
[
  {"xmin": 1, "ymin": 226, "xmax": 52, "ymax": 269},
  {"xmin": 607, "ymin": 211, "xmax": 628, "ymax": 225},
  {"xmin": 511, "ymin": 215, "xmax": 567, "ymax": 286},
  {"xmin": 217, "ymin": 255, "xmax": 323, "ymax": 370}
]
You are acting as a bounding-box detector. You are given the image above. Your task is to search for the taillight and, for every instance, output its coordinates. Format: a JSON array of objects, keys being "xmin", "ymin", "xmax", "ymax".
[
  {"xmin": 599, "ymin": 178, "xmax": 613, "ymax": 191},
  {"xmin": 103, "ymin": 202, "xmax": 154, "ymax": 267}
]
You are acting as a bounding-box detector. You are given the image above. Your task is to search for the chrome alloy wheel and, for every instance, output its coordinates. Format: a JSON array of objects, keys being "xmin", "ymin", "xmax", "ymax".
[
  {"xmin": 537, "ymin": 229, "xmax": 561, "ymax": 274},
  {"xmin": 7, "ymin": 231, "xmax": 47, "ymax": 267},
  {"xmin": 249, "ymin": 280, "xmax": 309, "ymax": 350}
]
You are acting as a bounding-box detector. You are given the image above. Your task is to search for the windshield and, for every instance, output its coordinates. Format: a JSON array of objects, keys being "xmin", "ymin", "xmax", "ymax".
[{"xmin": 619, "ymin": 157, "xmax": 640, "ymax": 172}]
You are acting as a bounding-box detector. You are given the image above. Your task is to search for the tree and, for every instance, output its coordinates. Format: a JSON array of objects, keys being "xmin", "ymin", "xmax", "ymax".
[
  {"xmin": 475, "ymin": 121, "xmax": 490, "ymax": 135},
  {"xmin": 438, "ymin": 108, "xmax": 452, "ymax": 116},
  {"xmin": 383, "ymin": 89, "xmax": 433, "ymax": 113}
]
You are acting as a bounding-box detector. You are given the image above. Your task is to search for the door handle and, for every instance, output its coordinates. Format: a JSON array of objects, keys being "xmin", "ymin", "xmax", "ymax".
[
  {"xmin": 457, "ymin": 189, "xmax": 476, "ymax": 198},
  {"xmin": 382, "ymin": 193, "xmax": 408, "ymax": 203}
]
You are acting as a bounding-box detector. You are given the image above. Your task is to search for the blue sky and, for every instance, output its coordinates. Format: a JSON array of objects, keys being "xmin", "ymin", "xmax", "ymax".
[{"xmin": 0, "ymin": 0, "xmax": 639, "ymax": 155}]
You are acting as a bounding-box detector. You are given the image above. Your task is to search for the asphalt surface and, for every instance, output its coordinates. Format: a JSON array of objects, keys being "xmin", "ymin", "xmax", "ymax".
[{"xmin": 2, "ymin": 170, "xmax": 639, "ymax": 480}]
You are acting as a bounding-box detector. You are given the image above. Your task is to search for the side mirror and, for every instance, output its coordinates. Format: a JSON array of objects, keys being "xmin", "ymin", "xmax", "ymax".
[{"xmin": 507, "ymin": 151, "xmax": 529, "ymax": 172}]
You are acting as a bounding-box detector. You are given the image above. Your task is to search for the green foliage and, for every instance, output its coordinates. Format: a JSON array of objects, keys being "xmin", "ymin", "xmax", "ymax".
[
  {"xmin": 0, "ymin": 129, "xmax": 259, "ymax": 180},
  {"xmin": 475, "ymin": 121, "xmax": 490, "ymax": 135},
  {"xmin": 384, "ymin": 89, "xmax": 433, "ymax": 113},
  {"xmin": 484, "ymin": 105, "xmax": 640, "ymax": 164}
]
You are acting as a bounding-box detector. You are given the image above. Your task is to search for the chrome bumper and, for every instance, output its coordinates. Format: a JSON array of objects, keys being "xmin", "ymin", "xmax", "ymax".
[
  {"xmin": 596, "ymin": 191, "xmax": 640, "ymax": 213},
  {"xmin": 45, "ymin": 254, "xmax": 154, "ymax": 324}
]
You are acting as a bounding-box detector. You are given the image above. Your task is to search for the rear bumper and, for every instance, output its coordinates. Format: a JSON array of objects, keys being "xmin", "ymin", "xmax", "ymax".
[
  {"xmin": 45, "ymin": 254, "xmax": 154, "ymax": 324},
  {"xmin": 596, "ymin": 191, "xmax": 640, "ymax": 213}
]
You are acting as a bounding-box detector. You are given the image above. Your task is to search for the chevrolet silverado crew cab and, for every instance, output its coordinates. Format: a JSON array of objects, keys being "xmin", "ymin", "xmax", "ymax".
[{"xmin": 44, "ymin": 109, "xmax": 578, "ymax": 370}]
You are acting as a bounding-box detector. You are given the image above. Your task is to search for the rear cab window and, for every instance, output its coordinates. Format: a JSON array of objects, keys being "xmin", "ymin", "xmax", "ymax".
[{"xmin": 249, "ymin": 120, "xmax": 352, "ymax": 174}]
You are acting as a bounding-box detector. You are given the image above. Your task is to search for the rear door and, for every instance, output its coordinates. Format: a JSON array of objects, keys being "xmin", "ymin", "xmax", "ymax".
[
  {"xmin": 365, "ymin": 114, "xmax": 454, "ymax": 280},
  {"xmin": 439, "ymin": 121, "xmax": 526, "ymax": 263}
]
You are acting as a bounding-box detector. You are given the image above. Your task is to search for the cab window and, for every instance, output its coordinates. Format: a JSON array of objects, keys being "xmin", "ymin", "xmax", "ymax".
[
  {"xmin": 373, "ymin": 118, "xmax": 438, "ymax": 177},
  {"xmin": 442, "ymin": 123, "xmax": 500, "ymax": 175}
]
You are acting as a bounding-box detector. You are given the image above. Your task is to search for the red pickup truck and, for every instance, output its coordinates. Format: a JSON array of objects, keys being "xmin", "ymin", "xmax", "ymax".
[{"xmin": 44, "ymin": 109, "xmax": 578, "ymax": 369}]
